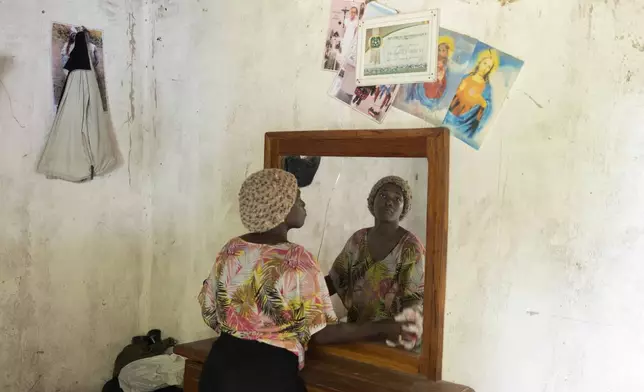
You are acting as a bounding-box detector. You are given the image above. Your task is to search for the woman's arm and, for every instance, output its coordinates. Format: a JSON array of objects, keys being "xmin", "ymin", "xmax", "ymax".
[
  {"xmin": 397, "ymin": 235, "xmax": 426, "ymax": 310},
  {"xmin": 324, "ymin": 275, "xmax": 336, "ymax": 296},
  {"xmin": 326, "ymin": 236, "xmax": 354, "ymax": 300},
  {"xmin": 198, "ymin": 277, "xmax": 220, "ymax": 331},
  {"xmin": 311, "ymin": 319, "xmax": 407, "ymax": 345}
]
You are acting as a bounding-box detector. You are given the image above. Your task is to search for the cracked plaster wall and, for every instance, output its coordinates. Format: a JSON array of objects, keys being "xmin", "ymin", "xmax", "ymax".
[{"xmin": 2, "ymin": 0, "xmax": 644, "ymax": 391}]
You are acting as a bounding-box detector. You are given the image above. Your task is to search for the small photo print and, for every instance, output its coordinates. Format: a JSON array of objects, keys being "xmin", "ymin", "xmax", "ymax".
[
  {"xmin": 322, "ymin": 1, "xmax": 396, "ymax": 72},
  {"xmin": 51, "ymin": 23, "xmax": 108, "ymax": 111},
  {"xmin": 323, "ymin": 0, "xmax": 366, "ymax": 72},
  {"xmin": 329, "ymin": 64, "xmax": 399, "ymax": 124}
]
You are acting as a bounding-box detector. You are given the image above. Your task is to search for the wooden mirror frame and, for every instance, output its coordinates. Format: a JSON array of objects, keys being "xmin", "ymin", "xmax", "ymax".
[{"xmin": 264, "ymin": 128, "xmax": 449, "ymax": 381}]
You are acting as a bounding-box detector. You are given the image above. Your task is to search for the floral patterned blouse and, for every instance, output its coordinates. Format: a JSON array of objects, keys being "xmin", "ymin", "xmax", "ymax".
[
  {"xmin": 328, "ymin": 228, "xmax": 425, "ymax": 323},
  {"xmin": 199, "ymin": 238, "xmax": 337, "ymax": 369}
]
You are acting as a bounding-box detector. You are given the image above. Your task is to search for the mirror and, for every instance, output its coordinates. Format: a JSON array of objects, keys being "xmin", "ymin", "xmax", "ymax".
[
  {"xmin": 265, "ymin": 129, "xmax": 449, "ymax": 381},
  {"xmin": 285, "ymin": 156, "xmax": 427, "ymax": 355}
]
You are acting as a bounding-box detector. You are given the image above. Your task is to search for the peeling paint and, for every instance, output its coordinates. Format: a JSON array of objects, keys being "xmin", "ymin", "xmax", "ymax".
[
  {"xmin": 498, "ymin": 0, "xmax": 518, "ymax": 6},
  {"xmin": 127, "ymin": 13, "xmax": 137, "ymax": 123},
  {"xmin": 588, "ymin": 4, "xmax": 594, "ymax": 39},
  {"xmin": 127, "ymin": 12, "xmax": 137, "ymax": 187}
]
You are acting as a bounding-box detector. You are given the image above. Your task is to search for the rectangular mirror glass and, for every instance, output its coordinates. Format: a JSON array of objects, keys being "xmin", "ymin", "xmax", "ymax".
[{"xmin": 284, "ymin": 156, "xmax": 427, "ymax": 355}]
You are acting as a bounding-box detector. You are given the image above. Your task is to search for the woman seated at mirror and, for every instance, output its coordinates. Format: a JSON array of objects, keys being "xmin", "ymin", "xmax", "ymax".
[
  {"xmin": 198, "ymin": 169, "xmax": 413, "ymax": 392},
  {"xmin": 325, "ymin": 176, "xmax": 425, "ymax": 349}
]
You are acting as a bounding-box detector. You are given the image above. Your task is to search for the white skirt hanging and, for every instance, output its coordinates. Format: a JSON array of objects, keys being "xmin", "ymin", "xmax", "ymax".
[{"xmin": 37, "ymin": 30, "xmax": 117, "ymax": 182}]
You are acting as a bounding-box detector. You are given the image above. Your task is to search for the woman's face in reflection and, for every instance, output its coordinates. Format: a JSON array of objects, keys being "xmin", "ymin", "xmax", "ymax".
[{"xmin": 373, "ymin": 183, "xmax": 404, "ymax": 222}]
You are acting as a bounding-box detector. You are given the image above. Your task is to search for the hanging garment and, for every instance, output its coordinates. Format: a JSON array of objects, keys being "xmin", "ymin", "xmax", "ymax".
[
  {"xmin": 283, "ymin": 156, "xmax": 321, "ymax": 187},
  {"xmin": 37, "ymin": 30, "xmax": 117, "ymax": 182}
]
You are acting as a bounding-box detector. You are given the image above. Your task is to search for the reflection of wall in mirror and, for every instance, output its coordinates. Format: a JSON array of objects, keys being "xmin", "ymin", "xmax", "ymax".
[{"xmin": 289, "ymin": 157, "xmax": 428, "ymax": 318}]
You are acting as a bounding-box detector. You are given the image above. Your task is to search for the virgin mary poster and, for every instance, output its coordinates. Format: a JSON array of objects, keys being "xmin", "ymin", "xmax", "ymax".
[
  {"xmin": 393, "ymin": 28, "xmax": 478, "ymax": 126},
  {"xmin": 442, "ymin": 42, "xmax": 523, "ymax": 149}
]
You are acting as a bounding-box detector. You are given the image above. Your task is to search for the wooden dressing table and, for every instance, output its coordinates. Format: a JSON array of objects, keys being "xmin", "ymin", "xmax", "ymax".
[
  {"xmin": 176, "ymin": 129, "xmax": 475, "ymax": 392},
  {"xmin": 175, "ymin": 338, "xmax": 473, "ymax": 392}
]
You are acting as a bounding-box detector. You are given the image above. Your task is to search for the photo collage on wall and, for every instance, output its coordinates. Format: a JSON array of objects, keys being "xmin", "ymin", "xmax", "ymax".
[
  {"xmin": 324, "ymin": 1, "xmax": 400, "ymax": 124},
  {"xmin": 323, "ymin": 2, "xmax": 524, "ymax": 149}
]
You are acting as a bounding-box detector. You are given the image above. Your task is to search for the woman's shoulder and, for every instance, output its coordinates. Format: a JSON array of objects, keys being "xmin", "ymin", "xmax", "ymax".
[
  {"xmin": 228, "ymin": 238, "xmax": 310, "ymax": 252},
  {"xmin": 401, "ymin": 229, "xmax": 426, "ymax": 251},
  {"xmin": 351, "ymin": 228, "xmax": 370, "ymax": 240},
  {"xmin": 218, "ymin": 239, "xmax": 318, "ymax": 269},
  {"xmin": 284, "ymin": 242, "xmax": 314, "ymax": 255},
  {"xmin": 282, "ymin": 243, "xmax": 321, "ymax": 271},
  {"xmin": 216, "ymin": 237, "xmax": 250, "ymax": 259}
]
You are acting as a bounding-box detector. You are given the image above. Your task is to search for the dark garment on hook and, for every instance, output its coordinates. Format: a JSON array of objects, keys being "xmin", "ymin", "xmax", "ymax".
[
  {"xmin": 283, "ymin": 156, "xmax": 321, "ymax": 188},
  {"xmin": 64, "ymin": 30, "xmax": 92, "ymax": 72}
]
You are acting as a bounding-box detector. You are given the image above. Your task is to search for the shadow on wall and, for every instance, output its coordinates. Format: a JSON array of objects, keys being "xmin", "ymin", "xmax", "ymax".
[{"xmin": 0, "ymin": 54, "xmax": 12, "ymax": 76}]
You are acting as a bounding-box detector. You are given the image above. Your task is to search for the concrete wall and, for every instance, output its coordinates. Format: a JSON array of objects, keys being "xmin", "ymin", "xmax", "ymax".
[
  {"xmin": 2, "ymin": 0, "xmax": 644, "ymax": 391},
  {"xmin": 0, "ymin": 1, "xmax": 150, "ymax": 391},
  {"xmin": 146, "ymin": 0, "xmax": 644, "ymax": 391}
]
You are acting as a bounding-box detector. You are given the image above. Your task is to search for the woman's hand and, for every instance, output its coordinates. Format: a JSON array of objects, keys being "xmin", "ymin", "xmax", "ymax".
[
  {"xmin": 374, "ymin": 319, "xmax": 415, "ymax": 342},
  {"xmin": 311, "ymin": 318, "xmax": 414, "ymax": 345}
]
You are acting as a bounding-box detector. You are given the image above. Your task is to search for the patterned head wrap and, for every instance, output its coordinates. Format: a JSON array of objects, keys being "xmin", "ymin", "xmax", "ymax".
[
  {"xmin": 367, "ymin": 175, "xmax": 412, "ymax": 221},
  {"xmin": 238, "ymin": 169, "xmax": 298, "ymax": 233}
]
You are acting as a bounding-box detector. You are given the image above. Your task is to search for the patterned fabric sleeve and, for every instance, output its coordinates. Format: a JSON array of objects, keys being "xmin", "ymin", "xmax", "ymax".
[
  {"xmin": 198, "ymin": 250, "xmax": 224, "ymax": 333},
  {"xmin": 290, "ymin": 246, "xmax": 338, "ymax": 348},
  {"xmin": 198, "ymin": 277, "xmax": 220, "ymax": 332},
  {"xmin": 327, "ymin": 233, "xmax": 358, "ymax": 307},
  {"xmin": 398, "ymin": 234, "xmax": 426, "ymax": 309}
]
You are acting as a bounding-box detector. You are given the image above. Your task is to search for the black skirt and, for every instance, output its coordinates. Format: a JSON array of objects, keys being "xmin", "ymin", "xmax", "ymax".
[{"xmin": 199, "ymin": 333, "xmax": 307, "ymax": 392}]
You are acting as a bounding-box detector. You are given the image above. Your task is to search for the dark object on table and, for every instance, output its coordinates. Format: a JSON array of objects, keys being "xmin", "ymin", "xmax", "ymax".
[{"xmin": 102, "ymin": 329, "xmax": 178, "ymax": 392}]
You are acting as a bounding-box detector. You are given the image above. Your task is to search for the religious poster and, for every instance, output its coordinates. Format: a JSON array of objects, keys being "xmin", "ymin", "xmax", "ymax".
[
  {"xmin": 355, "ymin": 11, "xmax": 440, "ymax": 86},
  {"xmin": 393, "ymin": 29, "xmax": 478, "ymax": 126},
  {"xmin": 51, "ymin": 23, "xmax": 108, "ymax": 111},
  {"xmin": 323, "ymin": 0, "xmax": 366, "ymax": 71},
  {"xmin": 328, "ymin": 1, "xmax": 399, "ymax": 123},
  {"xmin": 323, "ymin": 0, "xmax": 396, "ymax": 72},
  {"xmin": 442, "ymin": 41, "xmax": 524, "ymax": 149}
]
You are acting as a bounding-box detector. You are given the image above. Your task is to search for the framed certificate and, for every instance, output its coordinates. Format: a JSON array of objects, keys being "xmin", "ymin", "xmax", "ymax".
[{"xmin": 355, "ymin": 10, "xmax": 440, "ymax": 86}]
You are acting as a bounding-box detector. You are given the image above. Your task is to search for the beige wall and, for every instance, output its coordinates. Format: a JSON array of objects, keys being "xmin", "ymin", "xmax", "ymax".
[
  {"xmin": 146, "ymin": 0, "xmax": 644, "ymax": 391},
  {"xmin": 0, "ymin": 1, "xmax": 150, "ymax": 390},
  {"xmin": 2, "ymin": 0, "xmax": 644, "ymax": 391}
]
